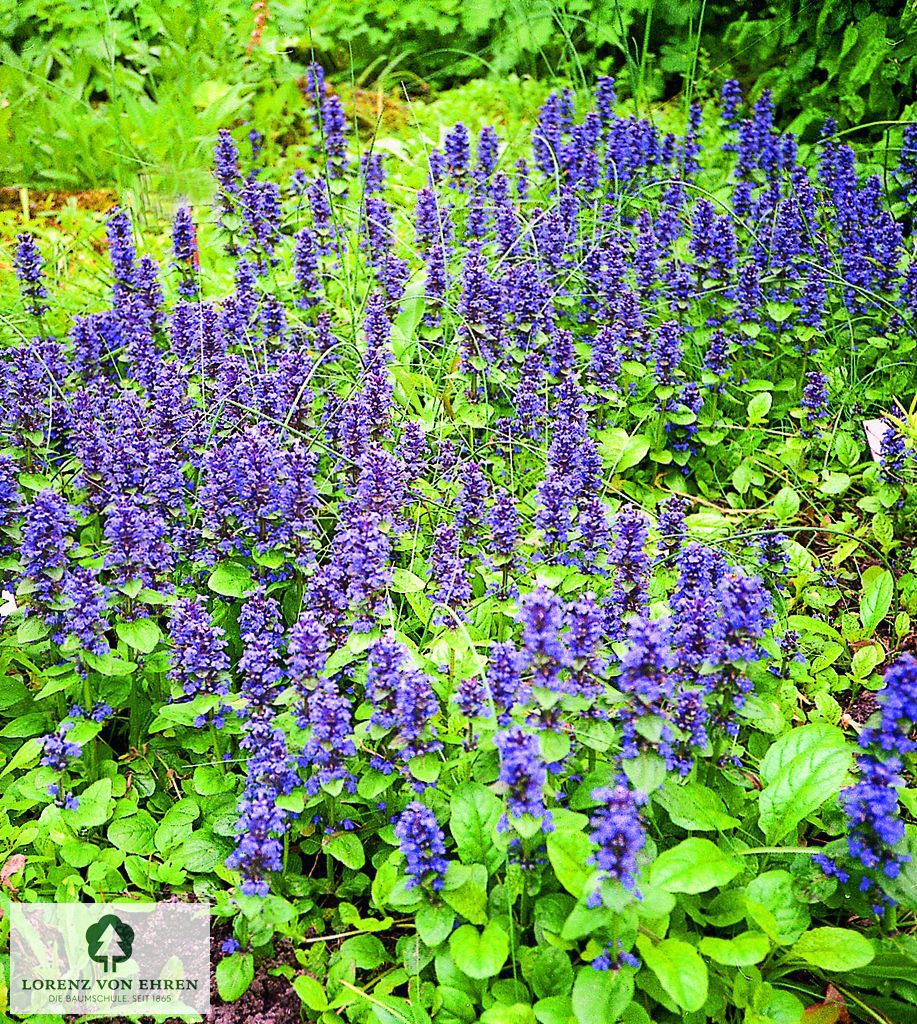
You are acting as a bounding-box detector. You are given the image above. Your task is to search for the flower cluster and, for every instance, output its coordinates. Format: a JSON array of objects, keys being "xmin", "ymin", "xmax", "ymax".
[
  {"xmin": 394, "ymin": 802, "xmax": 450, "ymax": 890},
  {"xmin": 816, "ymin": 654, "xmax": 915, "ymax": 912}
]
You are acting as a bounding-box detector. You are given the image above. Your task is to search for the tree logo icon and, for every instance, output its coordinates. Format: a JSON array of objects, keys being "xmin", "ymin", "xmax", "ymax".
[{"xmin": 86, "ymin": 915, "xmax": 134, "ymax": 973}]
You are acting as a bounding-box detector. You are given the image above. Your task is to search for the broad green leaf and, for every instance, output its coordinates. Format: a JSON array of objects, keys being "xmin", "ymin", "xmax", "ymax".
[
  {"xmin": 115, "ymin": 617, "xmax": 162, "ymax": 653},
  {"xmin": 654, "ymin": 781, "xmax": 741, "ymax": 831},
  {"xmin": 758, "ymin": 724, "xmax": 845, "ymax": 785},
  {"xmin": 747, "ymin": 391, "xmax": 772, "ymax": 423},
  {"xmin": 649, "ymin": 838, "xmax": 741, "ymax": 894},
  {"xmin": 64, "ymin": 777, "xmax": 113, "ymax": 829},
  {"xmin": 371, "ymin": 994, "xmax": 433, "ymax": 1024},
  {"xmin": 834, "ymin": 432, "xmax": 861, "ymax": 467},
  {"xmin": 155, "ymin": 797, "xmax": 200, "ymax": 851},
  {"xmin": 635, "ymin": 936, "xmax": 708, "ymax": 1012},
  {"xmin": 533, "ymin": 995, "xmax": 575, "ymax": 1024},
  {"xmin": 208, "ymin": 561, "xmax": 253, "ymax": 598},
  {"xmin": 81, "ymin": 649, "xmax": 138, "ymax": 676},
  {"xmin": 820, "ymin": 472, "xmax": 851, "ymax": 495},
  {"xmin": 293, "ymin": 974, "xmax": 328, "ymax": 1011},
  {"xmin": 571, "ymin": 965, "xmax": 633, "ymax": 1023},
  {"xmin": 699, "ymin": 931, "xmax": 770, "ymax": 966},
  {"xmin": 481, "ymin": 1005, "xmax": 536, "ymax": 1024},
  {"xmin": 16, "ymin": 617, "xmax": 49, "ymax": 643},
  {"xmin": 108, "ymin": 810, "xmax": 157, "ymax": 853},
  {"xmin": 744, "ymin": 870, "xmax": 810, "ymax": 944},
  {"xmin": 758, "ymin": 726, "xmax": 851, "ymax": 842},
  {"xmin": 772, "ymin": 486, "xmax": 800, "ymax": 520},
  {"xmin": 416, "ymin": 903, "xmax": 455, "ymax": 947},
  {"xmin": 0, "ymin": 713, "xmax": 48, "ymax": 738},
  {"xmin": 442, "ymin": 862, "xmax": 488, "ymax": 925},
  {"xmin": 216, "ymin": 952, "xmax": 254, "ymax": 1001},
  {"xmin": 622, "ymin": 753, "xmax": 666, "ymax": 794},
  {"xmin": 340, "ymin": 934, "xmax": 387, "ymax": 969},
  {"xmin": 751, "ymin": 987, "xmax": 805, "ymax": 1024},
  {"xmin": 391, "ymin": 567, "xmax": 426, "ymax": 593},
  {"xmin": 449, "ymin": 922, "xmax": 510, "ymax": 979},
  {"xmin": 522, "ymin": 946, "xmax": 574, "ymax": 999},
  {"xmin": 179, "ymin": 831, "xmax": 226, "ymax": 873},
  {"xmin": 325, "ymin": 832, "xmax": 365, "ymax": 870},
  {"xmin": 620, "ymin": 1003, "xmax": 652, "ymax": 1024},
  {"xmin": 790, "ymin": 928, "xmax": 875, "ymax": 972},
  {"xmin": 450, "ymin": 782, "xmax": 504, "ymax": 872},
  {"xmin": 193, "ymin": 764, "xmax": 235, "ymax": 796},
  {"xmin": 547, "ymin": 830, "xmax": 595, "ymax": 899},
  {"xmin": 600, "ymin": 429, "xmax": 651, "ymax": 473},
  {"xmin": 860, "ymin": 567, "xmax": 893, "ymax": 633},
  {"xmin": 851, "ymin": 642, "xmax": 882, "ymax": 679}
]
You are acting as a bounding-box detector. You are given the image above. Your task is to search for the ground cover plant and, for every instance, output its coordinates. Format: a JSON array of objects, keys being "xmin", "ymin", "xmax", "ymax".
[{"xmin": 0, "ymin": 65, "xmax": 916, "ymax": 1024}]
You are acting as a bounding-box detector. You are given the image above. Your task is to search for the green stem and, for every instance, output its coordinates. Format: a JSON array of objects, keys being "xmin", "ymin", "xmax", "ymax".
[{"xmin": 82, "ymin": 668, "xmax": 97, "ymax": 782}]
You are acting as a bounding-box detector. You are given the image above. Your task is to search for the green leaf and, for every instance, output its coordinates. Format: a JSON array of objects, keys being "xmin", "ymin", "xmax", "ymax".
[
  {"xmin": 851, "ymin": 643, "xmax": 882, "ymax": 680},
  {"xmin": 208, "ymin": 561, "xmax": 254, "ymax": 598},
  {"xmin": 790, "ymin": 928, "xmax": 875, "ymax": 972},
  {"xmin": 293, "ymin": 974, "xmax": 328, "ymax": 1011},
  {"xmin": 654, "ymin": 781, "xmax": 741, "ymax": 831},
  {"xmin": 522, "ymin": 946, "xmax": 574, "ymax": 999},
  {"xmin": 600, "ymin": 430, "xmax": 651, "ymax": 473},
  {"xmin": 449, "ymin": 922, "xmax": 510, "ymax": 979},
  {"xmin": 216, "ymin": 952, "xmax": 254, "ymax": 1001},
  {"xmin": 649, "ymin": 838, "xmax": 741, "ymax": 894},
  {"xmin": 64, "ymin": 777, "xmax": 113, "ymax": 828},
  {"xmin": 547, "ymin": 830, "xmax": 596, "ymax": 899},
  {"xmin": 481, "ymin": 1004, "xmax": 536, "ymax": 1024},
  {"xmin": 744, "ymin": 870, "xmax": 811, "ymax": 945},
  {"xmin": 0, "ymin": 713, "xmax": 48, "ymax": 738},
  {"xmin": 571, "ymin": 965, "xmax": 633, "ymax": 1023},
  {"xmin": 193, "ymin": 764, "xmax": 235, "ymax": 796},
  {"xmin": 758, "ymin": 725, "xmax": 851, "ymax": 843},
  {"xmin": 416, "ymin": 903, "xmax": 455, "ymax": 946},
  {"xmin": 442, "ymin": 862, "xmax": 488, "ymax": 925},
  {"xmin": 371, "ymin": 994, "xmax": 433, "ymax": 1024},
  {"xmin": 450, "ymin": 782, "xmax": 504, "ymax": 872},
  {"xmin": 154, "ymin": 797, "xmax": 200, "ymax": 851},
  {"xmin": 635, "ymin": 937, "xmax": 708, "ymax": 1012},
  {"xmin": 340, "ymin": 934, "xmax": 387, "ymax": 969},
  {"xmin": 115, "ymin": 617, "xmax": 162, "ymax": 653},
  {"xmin": 752, "ymin": 988, "xmax": 806, "ymax": 1024},
  {"xmin": 325, "ymin": 832, "xmax": 365, "ymax": 870},
  {"xmin": 758, "ymin": 724, "xmax": 845, "ymax": 784},
  {"xmin": 860, "ymin": 568, "xmax": 893, "ymax": 633},
  {"xmin": 699, "ymin": 931, "xmax": 770, "ymax": 966},
  {"xmin": 108, "ymin": 810, "xmax": 157, "ymax": 853},
  {"xmin": 391, "ymin": 567, "xmax": 426, "ymax": 594},
  {"xmin": 16, "ymin": 617, "xmax": 49, "ymax": 643},
  {"xmin": 772, "ymin": 486, "xmax": 800, "ymax": 521},
  {"xmin": 179, "ymin": 831, "xmax": 227, "ymax": 873},
  {"xmin": 747, "ymin": 391, "xmax": 772, "ymax": 424},
  {"xmin": 820, "ymin": 472, "xmax": 851, "ymax": 495},
  {"xmin": 622, "ymin": 753, "xmax": 666, "ymax": 794},
  {"xmin": 81, "ymin": 649, "xmax": 138, "ymax": 676},
  {"xmin": 533, "ymin": 995, "xmax": 575, "ymax": 1024},
  {"xmin": 407, "ymin": 754, "xmax": 441, "ymax": 783},
  {"xmin": 834, "ymin": 432, "xmax": 862, "ymax": 467}
]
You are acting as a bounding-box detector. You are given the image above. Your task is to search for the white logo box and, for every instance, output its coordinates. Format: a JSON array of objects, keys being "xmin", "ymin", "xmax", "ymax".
[{"xmin": 10, "ymin": 902, "xmax": 210, "ymax": 1016}]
